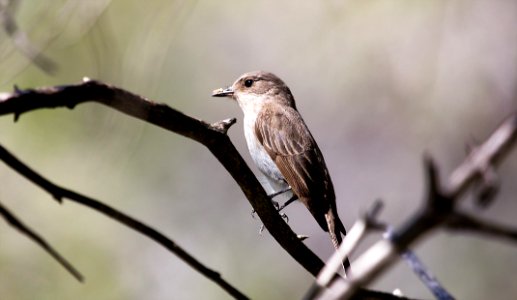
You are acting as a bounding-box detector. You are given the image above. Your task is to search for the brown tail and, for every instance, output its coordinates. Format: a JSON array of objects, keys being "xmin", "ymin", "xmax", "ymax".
[{"xmin": 325, "ymin": 210, "xmax": 351, "ymax": 272}]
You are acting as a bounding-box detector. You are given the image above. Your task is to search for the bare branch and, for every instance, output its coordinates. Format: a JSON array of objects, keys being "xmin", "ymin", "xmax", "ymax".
[
  {"xmin": 446, "ymin": 212, "xmax": 517, "ymax": 242},
  {"xmin": 0, "ymin": 78, "xmax": 326, "ymax": 276},
  {"xmin": 400, "ymin": 251, "xmax": 453, "ymax": 300},
  {"xmin": 0, "ymin": 201, "xmax": 83, "ymax": 281},
  {"xmin": 325, "ymin": 113, "xmax": 517, "ymax": 299},
  {"xmin": 446, "ymin": 115, "xmax": 517, "ymax": 198},
  {"xmin": 0, "ymin": 143, "xmax": 249, "ymax": 300},
  {"xmin": 308, "ymin": 201, "xmax": 386, "ymax": 300},
  {"xmin": 0, "ymin": 78, "xmax": 329, "ymax": 276},
  {"xmin": 0, "ymin": 79, "xmax": 409, "ymax": 300}
]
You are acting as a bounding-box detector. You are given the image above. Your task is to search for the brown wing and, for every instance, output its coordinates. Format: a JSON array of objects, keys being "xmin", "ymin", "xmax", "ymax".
[{"xmin": 255, "ymin": 105, "xmax": 336, "ymax": 229}]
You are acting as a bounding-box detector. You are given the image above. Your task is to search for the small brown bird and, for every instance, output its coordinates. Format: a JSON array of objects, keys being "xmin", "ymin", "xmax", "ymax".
[{"xmin": 213, "ymin": 71, "xmax": 349, "ymax": 269}]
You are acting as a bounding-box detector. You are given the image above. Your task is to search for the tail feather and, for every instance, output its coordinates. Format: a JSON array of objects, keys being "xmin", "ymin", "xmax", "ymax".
[{"xmin": 325, "ymin": 210, "xmax": 351, "ymax": 272}]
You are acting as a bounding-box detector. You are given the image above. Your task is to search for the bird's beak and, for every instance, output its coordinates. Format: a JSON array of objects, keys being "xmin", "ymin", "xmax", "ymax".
[{"xmin": 212, "ymin": 86, "xmax": 234, "ymax": 98}]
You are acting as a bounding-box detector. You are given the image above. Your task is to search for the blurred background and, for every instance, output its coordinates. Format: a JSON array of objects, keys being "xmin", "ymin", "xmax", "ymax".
[{"xmin": 0, "ymin": 0, "xmax": 516, "ymax": 299}]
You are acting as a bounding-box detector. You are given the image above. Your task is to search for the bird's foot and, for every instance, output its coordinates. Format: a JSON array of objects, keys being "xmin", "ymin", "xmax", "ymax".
[
  {"xmin": 280, "ymin": 212, "xmax": 289, "ymax": 223},
  {"xmin": 268, "ymin": 187, "xmax": 292, "ymax": 199},
  {"xmin": 252, "ymin": 194, "xmax": 292, "ymax": 234},
  {"xmin": 254, "ymin": 209, "xmax": 290, "ymax": 235},
  {"xmin": 277, "ymin": 194, "xmax": 298, "ymax": 212},
  {"xmin": 297, "ymin": 234, "xmax": 309, "ymax": 241},
  {"xmin": 251, "ymin": 198, "xmax": 279, "ymax": 218},
  {"xmin": 257, "ymin": 212, "xmax": 289, "ymax": 235},
  {"xmin": 272, "ymin": 199, "xmax": 280, "ymax": 210}
]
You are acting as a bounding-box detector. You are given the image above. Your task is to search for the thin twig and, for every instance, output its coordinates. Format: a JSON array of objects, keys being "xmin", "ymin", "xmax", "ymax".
[
  {"xmin": 401, "ymin": 251, "xmax": 453, "ymax": 300},
  {"xmin": 0, "ymin": 201, "xmax": 83, "ymax": 281},
  {"xmin": 446, "ymin": 212, "xmax": 517, "ymax": 242},
  {"xmin": 0, "ymin": 144, "xmax": 249, "ymax": 300},
  {"xmin": 446, "ymin": 115, "xmax": 517, "ymax": 198},
  {"xmin": 381, "ymin": 227, "xmax": 453, "ymax": 300}
]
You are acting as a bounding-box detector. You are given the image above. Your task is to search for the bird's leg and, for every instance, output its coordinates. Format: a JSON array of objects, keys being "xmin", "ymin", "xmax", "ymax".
[
  {"xmin": 268, "ymin": 187, "xmax": 292, "ymax": 198},
  {"xmin": 252, "ymin": 187, "xmax": 294, "ymax": 231},
  {"xmin": 277, "ymin": 194, "xmax": 298, "ymax": 212},
  {"xmin": 268, "ymin": 187, "xmax": 298, "ymax": 212},
  {"xmin": 269, "ymin": 187, "xmax": 296, "ymax": 221},
  {"xmin": 252, "ymin": 187, "xmax": 292, "ymax": 218},
  {"xmin": 253, "ymin": 208, "xmax": 290, "ymax": 223}
]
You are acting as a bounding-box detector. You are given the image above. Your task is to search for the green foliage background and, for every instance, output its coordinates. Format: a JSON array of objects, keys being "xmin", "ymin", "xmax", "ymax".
[{"xmin": 0, "ymin": 1, "xmax": 516, "ymax": 299}]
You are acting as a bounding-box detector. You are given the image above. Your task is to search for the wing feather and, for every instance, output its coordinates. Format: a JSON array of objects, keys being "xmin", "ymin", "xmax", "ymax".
[{"xmin": 255, "ymin": 105, "xmax": 335, "ymax": 229}]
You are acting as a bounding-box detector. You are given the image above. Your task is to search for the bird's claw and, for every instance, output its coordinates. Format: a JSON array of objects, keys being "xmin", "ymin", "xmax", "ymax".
[
  {"xmin": 297, "ymin": 234, "xmax": 309, "ymax": 241},
  {"xmin": 272, "ymin": 200, "xmax": 280, "ymax": 210},
  {"xmin": 259, "ymin": 224, "xmax": 265, "ymax": 235},
  {"xmin": 281, "ymin": 213, "xmax": 289, "ymax": 223}
]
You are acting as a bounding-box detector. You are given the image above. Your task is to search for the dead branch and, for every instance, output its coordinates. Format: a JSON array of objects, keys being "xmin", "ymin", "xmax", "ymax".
[
  {"xmin": 0, "ymin": 201, "xmax": 83, "ymax": 281},
  {"xmin": 316, "ymin": 114, "xmax": 517, "ymax": 299},
  {"xmin": 446, "ymin": 212, "xmax": 517, "ymax": 242},
  {"xmin": 0, "ymin": 78, "xmax": 325, "ymax": 275},
  {"xmin": 0, "ymin": 143, "xmax": 248, "ymax": 300},
  {"xmin": 0, "ymin": 79, "xmax": 411, "ymax": 300}
]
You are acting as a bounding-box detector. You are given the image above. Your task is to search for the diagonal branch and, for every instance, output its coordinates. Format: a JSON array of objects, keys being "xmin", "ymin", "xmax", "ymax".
[
  {"xmin": 322, "ymin": 113, "xmax": 517, "ymax": 299},
  {"xmin": 0, "ymin": 78, "xmax": 326, "ymax": 276},
  {"xmin": 0, "ymin": 143, "xmax": 248, "ymax": 300},
  {"xmin": 0, "ymin": 201, "xmax": 83, "ymax": 281},
  {"xmin": 446, "ymin": 115, "xmax": 517, "ymax": 198},
  {"xmin": 0, "ymin": 79, "xmax": 409, "ymax": 300}
]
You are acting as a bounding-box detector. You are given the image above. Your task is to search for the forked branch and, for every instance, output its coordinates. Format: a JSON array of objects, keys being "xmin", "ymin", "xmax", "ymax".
[
  {"xmin": 0, "ymin": 143, "xmax": 248, "ymax": 300},
  {"xmin": 314, "ymin": 114, "xmax": 517, "ymax": 299}
]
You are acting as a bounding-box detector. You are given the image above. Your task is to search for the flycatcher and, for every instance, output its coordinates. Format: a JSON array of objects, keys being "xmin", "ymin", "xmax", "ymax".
[{"xmin": 213, "ymin": 71, "xmax": 349, "ymax": 269}]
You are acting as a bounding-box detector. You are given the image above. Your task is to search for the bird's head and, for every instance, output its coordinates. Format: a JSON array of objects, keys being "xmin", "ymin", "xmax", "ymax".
[{"xmin": 212, "ymin": 71, "xmax": 296, "ymax": 112}]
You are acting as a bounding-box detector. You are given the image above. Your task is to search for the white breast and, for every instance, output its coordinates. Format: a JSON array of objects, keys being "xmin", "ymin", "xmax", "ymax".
[
  {"xmin": 243, "ymin": 113, "xmax": 284, "ymax": 181},
  {"xmin": 237, "ymin": 93, "xmax": 288, "ymax": 190}
]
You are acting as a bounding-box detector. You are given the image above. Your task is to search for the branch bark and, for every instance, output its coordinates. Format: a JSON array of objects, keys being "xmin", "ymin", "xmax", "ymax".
[
  {"xmin": 446, "ymin": 212, "xmax": 517, "ymax": 242},
  {"xmin": 0, "ymin": 79, "xmax": 425, "ymax": 299},
  {"xmin": 0, "ymin": 78, "xmax": 325, "ymax": 274}
]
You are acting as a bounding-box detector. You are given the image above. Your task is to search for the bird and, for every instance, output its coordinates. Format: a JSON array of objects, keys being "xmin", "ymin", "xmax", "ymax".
[{"xmin": 212, "ymin": 71, "xmax": 350, "ymax": 270}]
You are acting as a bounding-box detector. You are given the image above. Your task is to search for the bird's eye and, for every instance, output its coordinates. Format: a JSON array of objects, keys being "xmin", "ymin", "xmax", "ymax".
[{"xmin": 244, "ymin": 79, "xmax": 253, "ymax": 88}]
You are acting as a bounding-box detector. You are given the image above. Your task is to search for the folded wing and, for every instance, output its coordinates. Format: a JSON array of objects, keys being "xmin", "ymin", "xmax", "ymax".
[{"xmin": 254, "ymin": 105, "xmax": 335, "ymax": 230}]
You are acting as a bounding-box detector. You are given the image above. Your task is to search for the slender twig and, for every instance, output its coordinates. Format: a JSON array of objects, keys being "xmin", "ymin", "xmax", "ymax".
[
  {"xmin": 0, "ymin": 201, "xmax": 83, "ymax": 281},
  {"xmin": 446, "ymin": 115, "xmax": 517, "ymax": 198},
  {"xmin": 446, "ymin": 212, "xmax": 517, "ymax": 242},
  {"xmin": 400, "ymin": 251, "xmax": 453, "ymax": 300},
  {"xmin": 0, "ymin": 144, "xmax": 249, "ymax": 300},
  {"xmin": 381, "ymin": 227, "xmax": 453, "ymax": 300}
]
